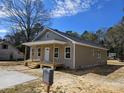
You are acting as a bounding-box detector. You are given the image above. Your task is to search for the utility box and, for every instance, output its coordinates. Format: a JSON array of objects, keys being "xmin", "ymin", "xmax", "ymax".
[{"xmin": 43, "ymin": 68, "xmax": 54, "ymax": 86}]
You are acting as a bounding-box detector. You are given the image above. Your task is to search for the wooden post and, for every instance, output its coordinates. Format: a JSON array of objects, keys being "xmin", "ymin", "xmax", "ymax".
[
  {"xmin": 46, "ymin": 85, "xmax": 50, "ymax": 93},
  {"xmin": 24, "ymin": 46, "xmax": 27, "ymax": 61}
]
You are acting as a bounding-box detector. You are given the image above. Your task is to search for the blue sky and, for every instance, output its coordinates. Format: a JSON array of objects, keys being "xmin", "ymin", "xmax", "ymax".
[{"xmin": 0, "ymin": 0, "xmax": 124, "ymax": 38}]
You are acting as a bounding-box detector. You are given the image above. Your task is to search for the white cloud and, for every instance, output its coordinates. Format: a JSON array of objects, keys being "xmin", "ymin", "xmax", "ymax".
[
  {"xmin": 50, "ymin": 0, "xmax": 98, "ymax": 18},
  {"xmin": 0, "ymin": 11, "xmax": 6, "ymax": 18},
  {"xmin": 0, "ymin": 29, "xmax": 8, "ymax": 33},
  {"xmin": 0, "ymin": 5, "xmax": 7, "ymax": 18},
  {"xmin": 0, "ymin": 0, "xmax": 111, "ymax": 18}
]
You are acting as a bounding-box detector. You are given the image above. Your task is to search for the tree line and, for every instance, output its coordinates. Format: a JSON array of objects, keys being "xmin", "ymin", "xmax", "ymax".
[
  {"xmin": 66, "ymin": 17, "xmax": 124, "ymax": 58},
  {"xmin": 0, "ymin": 0, "xmax": 50, "ymax": 52}
]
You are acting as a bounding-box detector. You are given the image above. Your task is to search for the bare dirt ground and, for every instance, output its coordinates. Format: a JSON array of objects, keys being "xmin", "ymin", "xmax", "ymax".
[{"xmin": 0, "ymin": 60, "xmax": 124, "ymax": 93}]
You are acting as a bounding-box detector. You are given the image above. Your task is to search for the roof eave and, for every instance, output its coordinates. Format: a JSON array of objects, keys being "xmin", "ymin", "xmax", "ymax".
[
  {"xmin": 22, "ymin": 40, "xmax": 67, "ymax": 46},
  {"xmin": 31, "ymin": 27, "xmax": 108, "ymax": 50},
  {"xmin": 75, "ymin": 42, "xmax": 108, "ymax": 50}
]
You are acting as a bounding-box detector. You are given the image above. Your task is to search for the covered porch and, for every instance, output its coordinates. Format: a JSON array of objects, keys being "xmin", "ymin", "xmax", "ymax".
[{"xmin": 23, "ymin": 40, "xmax": 66, "ymax": 69}]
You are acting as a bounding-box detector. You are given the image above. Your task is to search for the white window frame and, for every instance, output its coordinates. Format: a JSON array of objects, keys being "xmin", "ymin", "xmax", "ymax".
[
  {"xmin": 64, "ymin": 46, "xmax": 71, "ymax": 59},
  {"xmin": 46, "ymin": 32, "xmax": 50, "ymax": 39},
  {"xmin": 37, "ymin": 47, "xmax": 41, "ymax": 57},
  {"xmin": 54, "ymin": 47, "xmax": 59, "ymax": 58},
  {"xmin": 97, "ymin": 50, "xmax": 101, "ymax": 59}
]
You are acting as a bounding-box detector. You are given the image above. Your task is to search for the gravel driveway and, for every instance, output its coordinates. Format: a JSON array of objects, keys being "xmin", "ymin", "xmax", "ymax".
[{"xmin": 0, "ymin": 70, "xmax": 37, "ymax": 89}]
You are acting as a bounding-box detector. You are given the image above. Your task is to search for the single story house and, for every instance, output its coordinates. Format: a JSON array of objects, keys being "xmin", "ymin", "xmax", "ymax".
[
  {"xmin": 0, "ymin": 41, "xmax": 24, "ymax": 61},
  {"xmin": 23, "ymin": 27, "xmax": 108, "ymax": 69}
]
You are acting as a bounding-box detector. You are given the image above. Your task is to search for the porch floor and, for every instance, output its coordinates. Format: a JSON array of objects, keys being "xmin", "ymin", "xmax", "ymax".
[{"xmin": 24, "ymin": 60, "xmax": 63, "ymax": 69}]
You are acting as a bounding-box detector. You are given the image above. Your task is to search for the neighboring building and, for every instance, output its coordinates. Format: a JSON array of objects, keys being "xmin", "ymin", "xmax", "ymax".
[
  {"xmin": 23, "ymin": 27, "xmax": 108, "ymax": 69},
  {"xmin": 108, "ymin": 53, "xmax": 116, "ymax": 59},
  {"xmin": 0, "ymin": 41, "xmax": 24, "ymax": 61}
]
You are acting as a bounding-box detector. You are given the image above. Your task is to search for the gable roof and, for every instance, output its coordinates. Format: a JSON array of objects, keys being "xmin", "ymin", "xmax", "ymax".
[{"xmin": 33, "ymin": 27, "xmax": 108, "ymax": 50}]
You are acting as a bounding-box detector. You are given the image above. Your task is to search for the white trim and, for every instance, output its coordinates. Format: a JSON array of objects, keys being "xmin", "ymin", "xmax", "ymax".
[
  {"xmin": 32, "ymin": 27, "xmax": 107, "ymax": 50},
  {"xmin": 73, "ymin": 43, "xmax": 76, "ymax": 69},
  {"xmin": 23, "ymin": 40, "xmax": 66, "ymax": 46},
  {"xmin": 44, "ymin": 47, "xmax": 50, "ymax": 62},
  {"xmin": 54, "ymin": 47, "xmax": 59, "ymax": 59},
  {"xmin": 33, "ymin": 27, "xmax": 75, "ymax": 43},
  {"xmin": 47, "ymin": 27, "xmax": 107, "ymax": 50},
  {"xmin": 64, "ymin": 46, "xmax": 71, "ymax": 59}
]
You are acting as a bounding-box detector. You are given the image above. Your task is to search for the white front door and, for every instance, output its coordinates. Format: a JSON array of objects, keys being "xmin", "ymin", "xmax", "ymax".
[{"xmin": 44, "ymin": 47, "xmax": 50, "ymax": 62}]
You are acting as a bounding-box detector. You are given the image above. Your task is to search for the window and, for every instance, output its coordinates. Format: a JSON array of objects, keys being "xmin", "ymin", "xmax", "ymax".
[
  {"xmin": 38, "ymin": 48, "xmax": 41, "ymax": 56},
  {"xmin": 54, "ymin": 48, "xmax": 59, "ymax": 58},
  {"xmin": 2, "ymin": 44, "xmax": 8, "ymax": 49},
  {"xmin": 65, "ymin": 47, "xmax": 71, "ymax": 59},
  {"xmin": 46, "ymin": 32, "xmax": 50, "ymax": 39},
  {"xmin": 97, "ymin": 51, "xmax": 101, "ymax": 59}
]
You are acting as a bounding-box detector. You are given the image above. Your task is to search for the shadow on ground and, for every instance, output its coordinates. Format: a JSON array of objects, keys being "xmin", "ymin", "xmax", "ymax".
[{"xmin": 57, "ymin": 64, "xmax": 124, "ymax": 76}]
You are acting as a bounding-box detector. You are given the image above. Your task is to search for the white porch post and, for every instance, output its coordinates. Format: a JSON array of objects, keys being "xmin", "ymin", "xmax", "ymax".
[
  {"xmin": 32, "ymin": 46, "xmax": 34, "ymax": 62},
  {"xmin": 53, "ymin": 44, "xmax": 55, "ymax": 68}
]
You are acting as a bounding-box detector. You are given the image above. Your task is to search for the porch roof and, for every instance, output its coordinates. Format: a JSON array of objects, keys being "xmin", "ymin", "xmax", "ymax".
[{"xmin": 22, "ymin": 40, "xmax": 66, "ymax": 46}]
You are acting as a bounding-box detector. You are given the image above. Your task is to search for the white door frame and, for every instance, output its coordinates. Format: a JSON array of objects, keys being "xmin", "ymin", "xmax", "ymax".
[
  {"xmin": 54, "ymin": 47, "xmax": 60, "ymax": 63},
  {"xmin": 44, "ymin": 47, "xmax": 50, "ymax": 62},
  {"xmin": 37, "ymin": 47, "xmax": 41, "ymax": 59}
]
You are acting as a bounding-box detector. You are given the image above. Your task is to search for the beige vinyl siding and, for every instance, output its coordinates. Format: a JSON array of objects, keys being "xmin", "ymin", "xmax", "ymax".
[
  {"xmin": 75, "ymin": 44, "xmax": 107, "ymax": 69},
  {"xmin": 30, "ymin": 44, "xmax": 74, "ymax": 69}
]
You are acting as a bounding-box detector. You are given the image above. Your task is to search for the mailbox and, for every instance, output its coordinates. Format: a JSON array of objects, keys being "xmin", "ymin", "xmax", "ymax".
[{"xmin": 43, "ymin": 68, "xmax": 54, "ymax": 86}]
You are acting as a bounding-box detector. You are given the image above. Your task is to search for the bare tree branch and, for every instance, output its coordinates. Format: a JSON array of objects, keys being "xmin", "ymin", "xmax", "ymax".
[{"xmin": 1, "ymin": 0, "xmax": 50, "ymax": 42}]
